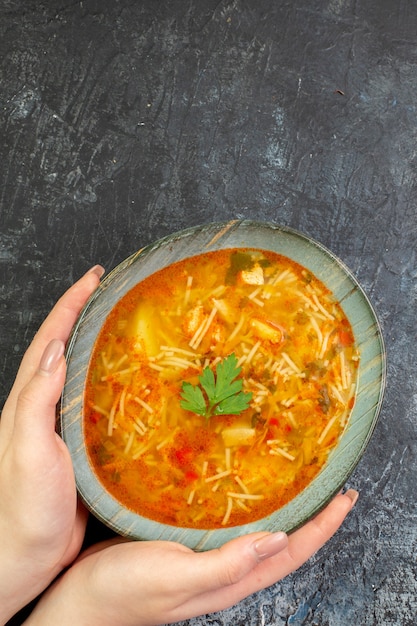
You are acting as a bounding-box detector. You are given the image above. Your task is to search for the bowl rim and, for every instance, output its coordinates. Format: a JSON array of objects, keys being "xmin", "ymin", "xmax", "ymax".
[{"xmin": 61, "ymin": 219, "xmax": 386, "ymax": 550}]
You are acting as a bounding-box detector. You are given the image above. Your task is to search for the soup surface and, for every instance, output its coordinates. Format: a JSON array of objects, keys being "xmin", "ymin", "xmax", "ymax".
[{"xmin": 84, "ymin": 249, "xmax": 358, "ymax": 529}]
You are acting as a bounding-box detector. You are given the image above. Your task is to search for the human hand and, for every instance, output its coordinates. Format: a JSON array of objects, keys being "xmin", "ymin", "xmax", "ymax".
[
  {"xmin": 26, "ymin": 489, "xmax": 358, "ymax": 626},
  {"xmin": 0, "ymin": 265, "xmax": 104, "ymax": 624}
]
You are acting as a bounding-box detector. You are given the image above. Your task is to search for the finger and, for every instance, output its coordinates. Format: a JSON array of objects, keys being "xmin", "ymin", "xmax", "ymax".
[
  {"xmin": 201, "ymin": 531, "xmax": 289, "ymax": 588},
  {"xmin": 12, "ymin": 339, "xmax": 67, "ymax": 445},
  {"xmin": 1, "ymin": 265, "xmax": 104, "ymax": 436},
  {"xmin": 181, "ymin": 490, "xmax": 355, "ymax": 597},
  {"xmin": 159, "ymin": 530, "xmax": 289, "ymax": 601},
  {"xmin": 172, "ymin": 491, "xmax": 357, "ymax": 620},
  {"xmin": 16, "ymin": 265, "xmax": 104, "ymax": 379},
  {"xmin": 228, "ymin": 490, "xmax": 357, "ymax": 591},
  {"xmin": 282, "ymin": 489, "xmax": 358, "ymax": 572}
]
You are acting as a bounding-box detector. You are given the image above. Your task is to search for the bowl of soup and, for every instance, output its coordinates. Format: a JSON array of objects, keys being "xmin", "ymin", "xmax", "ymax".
[{"xmin": 61, "ymin": 220, "xmax": 386, "ymax": 550}]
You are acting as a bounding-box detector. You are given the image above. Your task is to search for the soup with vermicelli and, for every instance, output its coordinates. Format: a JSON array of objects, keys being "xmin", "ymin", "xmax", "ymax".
[{"xmin": 84, "ymin": 248, "xmax": 358, "ymax": 529}]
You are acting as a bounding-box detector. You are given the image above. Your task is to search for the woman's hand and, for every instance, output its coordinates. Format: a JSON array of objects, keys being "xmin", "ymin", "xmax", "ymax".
[
  {"xmin": 26, "ymin": 490, "xmax": 358, "ymax": 626},
  {"xmin": 0, "ymin": 266, "xmax": 104, "ymax": 623}
]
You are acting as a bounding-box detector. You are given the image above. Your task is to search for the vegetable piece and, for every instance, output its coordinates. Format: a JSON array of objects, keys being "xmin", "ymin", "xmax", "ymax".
[
  {"xmin": 180, "ymin": 354, "xmax": 253, "ymax": 418},
  {"xmin": 240, "ymin": 263, "xmax": 264, "ymax": 285},
  {"xmin": 250, "ymin": 318, "xmax": 283, "ymax": 343},
  {"xmin": 212, "ymin": 298, "xmax": 234, "ymax": 323},
  {"xmin": 339, "ymin": 329, "xmax": 354, "ymax": 347},
  {"xmin": 133, "ymin": 301, "xmax": 160, "ymax": 356},
  {"xmin": 221, "ymin": 427, "xmax": 256, "ymax": 447},
  {"xmin": 225, "ymin": 251, "xmax": 255, "ymax": 285},
  {"xmin": 318, "ymin": 384, "xmax": 331, "ymax": 413}
]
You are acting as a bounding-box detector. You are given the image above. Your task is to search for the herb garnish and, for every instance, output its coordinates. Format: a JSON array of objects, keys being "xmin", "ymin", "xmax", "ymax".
[{"xmin": 180, "ymin": 354, "xmax": 252, "ymax": 418}]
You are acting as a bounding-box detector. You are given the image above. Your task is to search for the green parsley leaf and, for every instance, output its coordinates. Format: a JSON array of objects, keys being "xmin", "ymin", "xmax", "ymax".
[
  {"xmin": 213, "ymin": 392, "xmax": 252, "ymax": 415},
  {"xmin": 180, "ymin": 354, "xmax": 252, "ymax": 418},
  {"xmin": 179, "ymin": 382, "xmax": 207, "ymax": 416},
  {"xmin": 213, "ymin": 354, "xmax": 244, "ymax": 403},
  {"xmin": 199, "ymin": 365, "xmax": 216, "ymax": 401}
]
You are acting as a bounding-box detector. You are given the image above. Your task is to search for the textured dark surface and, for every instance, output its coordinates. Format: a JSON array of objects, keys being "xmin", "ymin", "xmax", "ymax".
[{"xmin": 0, "ymin": 1, "xmax": 416, "ymax": 625}]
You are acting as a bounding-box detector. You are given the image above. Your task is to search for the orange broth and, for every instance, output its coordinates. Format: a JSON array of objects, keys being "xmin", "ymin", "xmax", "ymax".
[{"xmin": 84, "ymin": 249, "xmax": 358, "ymax": 529}]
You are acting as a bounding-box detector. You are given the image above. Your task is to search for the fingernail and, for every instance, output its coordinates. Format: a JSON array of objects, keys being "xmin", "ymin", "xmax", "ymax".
[
  {"xmin": 345, "ymin": 489, "xmax": 359, "ymax": 508},
  {"xmin": 39, "ymin": 339, "xmax": 65, "ymax": 375},
  {"xmin": 253, "ymin": 532, "xmax": 288, "ymax": 561},
  {"xmin": 86, "ymin": 265, "xmax": 105, "ymax": 279}
]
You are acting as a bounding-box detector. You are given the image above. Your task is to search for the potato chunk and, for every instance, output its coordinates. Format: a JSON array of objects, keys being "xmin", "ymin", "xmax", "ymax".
[
  {"xmin": 240, "ymin": 263, "xmax": 264, "ymax": 285},
  {"xmin": 250, "ymin": 318, "xmax": 283, "ymax": 344},
  {"xmin": 221, "ymin": 427, "xmax": 256, "ymax": 447},
  {"xmin": 132, "ymin": 302, "xmax": 160, "ymax": 356}
]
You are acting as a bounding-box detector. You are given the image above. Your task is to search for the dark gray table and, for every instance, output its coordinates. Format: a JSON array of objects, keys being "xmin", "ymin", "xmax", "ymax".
[{"xmin": 1, "ymin": 1, "xmax": 415, "ymax": 624}]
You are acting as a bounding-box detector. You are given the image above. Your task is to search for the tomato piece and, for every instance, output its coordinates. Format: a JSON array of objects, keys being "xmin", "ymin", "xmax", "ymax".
[
  {"xmin": 185, "ymin": 470, "xmax": 199, "ymax": 483},
  {"xmin": 174, "ymin": 446, "xmax": 194, "ymax": 466},
  {"xmin": 339, "ymin": 330, "xmax": 353, "ymax": 346}
]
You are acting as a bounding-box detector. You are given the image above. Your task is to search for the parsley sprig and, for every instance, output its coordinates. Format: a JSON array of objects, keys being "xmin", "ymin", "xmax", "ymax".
[{"xmin": 180, "ymin": 354, "xmax": 252, "ymax": 418}]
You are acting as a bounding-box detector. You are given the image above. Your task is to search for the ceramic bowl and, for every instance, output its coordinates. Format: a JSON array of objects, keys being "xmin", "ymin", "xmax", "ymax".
[{"xmin": 60, "ymin": 220, "xmax": 386, "ymax": 550}]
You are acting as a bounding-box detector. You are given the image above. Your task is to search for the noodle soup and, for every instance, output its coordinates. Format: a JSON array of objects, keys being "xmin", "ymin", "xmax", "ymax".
[{"xmin": 84, "ymin": 248, "xmax": 358, "ymax": 529}]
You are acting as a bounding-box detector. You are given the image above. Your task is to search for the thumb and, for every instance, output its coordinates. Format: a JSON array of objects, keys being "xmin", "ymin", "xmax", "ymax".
[
  {"xmin": 13, "ymin": 339, "xmax": 66, "ymax": 444},
  {"xmin": 186, "ymin": 531, "xmax": 289, "ymax": 593}
]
